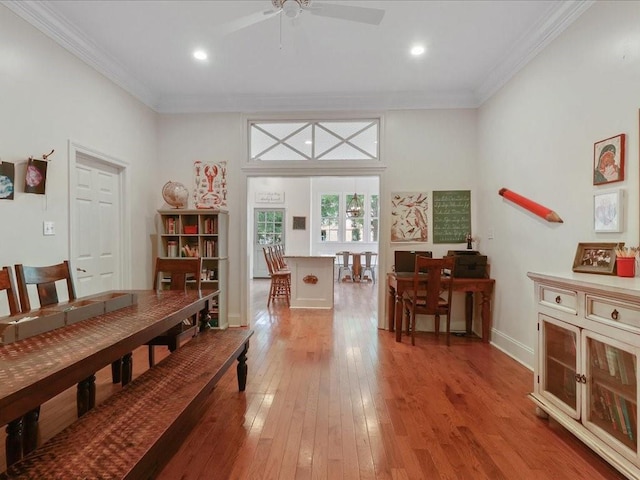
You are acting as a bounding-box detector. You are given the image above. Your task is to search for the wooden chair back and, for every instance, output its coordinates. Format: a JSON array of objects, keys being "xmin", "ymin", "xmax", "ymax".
[
  {"xmin": 153, "ymin": 257, "xmax": 202, "ymax": 291},
  {"xmin": 15, "ymin": 261, "xmax": 76, "ymax": 311},
  {"xmin": 411, "ymin": 256, "xmax": 455, "ymax": 314},
  {"xmin": 0, "ymin": 266, "xmax": 20, "ymax": 315}
]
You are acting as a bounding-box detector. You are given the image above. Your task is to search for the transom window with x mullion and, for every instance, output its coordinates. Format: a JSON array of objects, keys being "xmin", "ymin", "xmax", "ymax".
[{"xmin": 249, "ymin": 119, "xmax": 379, "ymax": 161}]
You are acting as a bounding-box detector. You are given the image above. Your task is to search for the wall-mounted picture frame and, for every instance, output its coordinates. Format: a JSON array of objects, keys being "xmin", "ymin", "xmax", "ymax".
[
  {"xmin": 594, "ymin": 188, "xmax": 623, "ymax": 233},
  {"xmin": 572, "ymin": 242, "xmax": 623, "ymax": 275},
  {"xmin": 593, "ymin": 133, "xmax": 625, "ymax": 185},
  {"xmin": 292, "ymin": 216, "xmax": 306, "ymax": 230},
  {"xmin": 0, "ymin": 161, "xmax": 15, "ymax": 200}
]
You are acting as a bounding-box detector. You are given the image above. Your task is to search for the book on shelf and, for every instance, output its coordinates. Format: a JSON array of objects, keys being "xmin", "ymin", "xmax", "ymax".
[
  {"xmin": 203, "ymin": 217, "xmax": 218, "ymax": 235},
  {"xmin": 604, "ymin": 345, "xmax": 619, "ymax": 377}
]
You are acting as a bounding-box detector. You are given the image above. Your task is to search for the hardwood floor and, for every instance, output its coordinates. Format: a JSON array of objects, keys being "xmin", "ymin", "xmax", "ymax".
[{"xmin": 1, "ymin": 280, "xmax": 626, "ymax": 478}]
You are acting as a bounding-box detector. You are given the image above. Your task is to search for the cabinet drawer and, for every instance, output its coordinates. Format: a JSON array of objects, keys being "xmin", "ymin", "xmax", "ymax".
[
  {"xmin": 539, "ymin": 285, "xmax": 578, "ymax": 315},
  {"xmin": 586, "ymin": 295, "xmax": 640, "ymax": 332}
]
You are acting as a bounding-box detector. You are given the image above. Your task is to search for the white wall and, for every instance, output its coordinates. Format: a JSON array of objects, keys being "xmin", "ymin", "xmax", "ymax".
[
  {"xmin": 0, "ymin": 6, "xmax": 158, "ymax": 315},
  {"xmin": 477, "ymin": 1, "xmax": 640, "ymax": 365}
]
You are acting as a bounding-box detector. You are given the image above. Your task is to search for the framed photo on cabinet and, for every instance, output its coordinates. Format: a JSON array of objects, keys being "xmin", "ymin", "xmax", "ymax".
[
  {"xmin": 594, "ymin": 189, "xmax": 623, "ymax": 233},
  {"xmin": 593, "ymin": 134, "xmax": 625, "ymax": 185},
  {"xmin": 572, "ymin": 242, "xmax": 622, "ymax": 275}
]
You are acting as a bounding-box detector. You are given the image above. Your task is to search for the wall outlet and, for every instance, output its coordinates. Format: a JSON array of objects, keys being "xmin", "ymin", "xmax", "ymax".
[
  {"xmin": 488, "ymin": 227, "xmax": 494, "ymax": 240},
  {"xmin": 43, "ymin": 221, "xmax": 55, "ymax": 236}
]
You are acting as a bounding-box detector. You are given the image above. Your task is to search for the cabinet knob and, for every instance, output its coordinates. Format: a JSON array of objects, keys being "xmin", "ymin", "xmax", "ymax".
[
  {"xmin": 574, "ymin": 373, "xmax": 581, "ymax": 383},
  {"xmin": 611, "ymin": 309, "xmax": 619, "ymax": 320},
  {"xmin": 555, "ymin": 295, "xmax": 561, "ymax": 304}
]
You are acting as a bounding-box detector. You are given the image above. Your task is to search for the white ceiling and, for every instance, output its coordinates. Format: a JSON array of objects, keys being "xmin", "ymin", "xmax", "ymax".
[{"xmin": 5, "ymin": 0, "xmax": 592, "ymax": 113}]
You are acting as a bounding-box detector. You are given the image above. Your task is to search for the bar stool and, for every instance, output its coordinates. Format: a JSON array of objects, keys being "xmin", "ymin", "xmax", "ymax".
[
  {"xmin": 336, "ymin": 251, "xmax": 352, "ymax": 282},
  {"xmin": 361, "ymin": 251, "xmax": 377, "ymax": 283}
]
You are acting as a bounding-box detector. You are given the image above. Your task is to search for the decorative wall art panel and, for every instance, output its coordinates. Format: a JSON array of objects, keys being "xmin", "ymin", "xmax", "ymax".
[
  {"xmin": 193, "ymin": 160, "xmax": 227, "ymax": 209},
  {"xmin": 390, "ymin": 192, "xmax": 428, "ymax": 243},
  {"xmin": 0, "ymin": 161, "xmax": 15, "ymax": 200}
]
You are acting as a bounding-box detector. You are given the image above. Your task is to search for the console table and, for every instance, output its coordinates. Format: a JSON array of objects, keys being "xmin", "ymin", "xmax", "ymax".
[{"xmin": 387, "ymin": 273, "xmax": 495, "ymax": 342}]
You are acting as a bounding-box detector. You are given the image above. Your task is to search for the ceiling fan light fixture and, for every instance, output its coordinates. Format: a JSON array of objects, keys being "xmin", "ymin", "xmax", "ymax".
[{"xmin": 282, "ymin": 0, "xmax": 302, "ymax": 18}]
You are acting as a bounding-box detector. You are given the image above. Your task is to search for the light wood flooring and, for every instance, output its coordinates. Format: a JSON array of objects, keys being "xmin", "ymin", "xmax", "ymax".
[{"xmin": 1, "ymin": 280, "xmax": 627, "ymax": 479}]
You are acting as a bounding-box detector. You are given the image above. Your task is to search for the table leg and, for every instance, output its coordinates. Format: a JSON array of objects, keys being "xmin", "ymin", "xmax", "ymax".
[
  {"xmin": 481, "ymin": 291, "xmax": 491, "ymax": 343},
  {"xmin": 121, "ymin": 352, "xmax": 133, "ymax": 386},
  {"xmin": 5, "ymin": 417, "xmax": 24, "ymax": 466},
  {"xmin": 22, "ymin": 407, "xmax": 40, "ymax": 455},
  {"xmin": 465, "ymin": 292, "xmax": 473, "ymax": 335},
  {"xmin": 237, "ymin": 341, "xmax": 249, "ymax": 392},
  {"xmin": 395, "ymin": 293, "xmax": 403, "ymax": 342},
  {"xmin": 387, "ymin": 284, "xmax": 396, "ymax": 332},
  {"xmin": 77, "ymin": 374, "xmax": 96, "ymax": 417}
]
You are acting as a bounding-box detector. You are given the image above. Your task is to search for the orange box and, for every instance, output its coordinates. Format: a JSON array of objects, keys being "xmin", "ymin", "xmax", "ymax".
[{"xmin": 184, "ymin": 225, "xmax": 198, "ymax": 234}]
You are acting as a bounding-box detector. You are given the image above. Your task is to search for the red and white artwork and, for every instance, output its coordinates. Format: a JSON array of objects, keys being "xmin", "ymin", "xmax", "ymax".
[{"xmin": 193, "ymin": 160, "xmax": 227, "ymax": 209}]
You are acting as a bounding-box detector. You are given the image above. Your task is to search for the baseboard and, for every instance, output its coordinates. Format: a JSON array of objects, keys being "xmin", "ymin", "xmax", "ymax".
[{"xmin": 490, "ymin": 328, "xmax": 534, "ymax": 370}]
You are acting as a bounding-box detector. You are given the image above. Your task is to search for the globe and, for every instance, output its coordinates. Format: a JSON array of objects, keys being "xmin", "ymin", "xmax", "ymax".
[{"xmin": 162, "ymin": 181, "xmax": 188, "ymax": 208}]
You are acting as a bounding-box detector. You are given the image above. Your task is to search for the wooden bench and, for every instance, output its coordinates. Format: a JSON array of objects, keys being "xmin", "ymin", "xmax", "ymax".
[{"xmin": 0, "ymin": 328, "xmax": 253, "ymax": 479}]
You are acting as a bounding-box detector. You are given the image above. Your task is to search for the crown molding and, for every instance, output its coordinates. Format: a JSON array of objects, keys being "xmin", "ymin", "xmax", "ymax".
[
  {"xmin": 475, "ymin": 0, "xmax": 595, "ymax": 105},
  {"xmin": 2, "ymin": 0, "xmax": 158, "ymax": 109},
  {"xmin": 3, "ymin": 0, "xmax": 591, "ymax": 113}
]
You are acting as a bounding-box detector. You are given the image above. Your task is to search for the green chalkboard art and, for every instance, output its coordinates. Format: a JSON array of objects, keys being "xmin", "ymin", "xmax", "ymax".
[{"xmin": 433, "ymin": 190, "xmax": 471, "ymax": 244}]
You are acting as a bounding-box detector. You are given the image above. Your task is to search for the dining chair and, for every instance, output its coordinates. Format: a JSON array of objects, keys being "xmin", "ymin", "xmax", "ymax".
[
  {"xmin": 263, "ymin": 246, "xmax": 290, "ymax": 307},
  {"xmin": 13, "ymin": 260, "xmax": 84, "ymax": 455},
  {"xmin": 361, "ymin": 251, "xmax": 377, "ymax": 283},
  {"xmin": 146, "ymin": 257, "xmax": 203, "ymax": 367},
  {"xmin": 401, "ymin": 256, "xmax": 455, "ymax": 346},
  {"xmin": 0, "ymin": 266, "xmax": 20, "ymax": 315},
  {"xmin": 14, "ymin": 260, "xmax": 76, "ymax": 311},
  {"xmin": 336, "ymin": 251, "xmax": 352, "ymax": 282}
]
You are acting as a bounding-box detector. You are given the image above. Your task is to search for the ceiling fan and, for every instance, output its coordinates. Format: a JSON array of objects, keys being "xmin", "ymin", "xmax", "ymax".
[
  {"xmin": 211, "ymin": 1, "xmax": 385, "ymax": 38},
  {"xmin": 269, "ymin": 0, "xmax": 385, "ymax": 25}
]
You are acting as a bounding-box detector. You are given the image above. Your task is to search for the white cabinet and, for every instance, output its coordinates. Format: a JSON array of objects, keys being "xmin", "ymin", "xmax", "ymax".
[
  {"xmin": 158, "ymin": 209, "xmax": 228, "ymax": 329},
  {"xmin": 529, "ymin": 272, "xmax": 640, "ymax": 479}
]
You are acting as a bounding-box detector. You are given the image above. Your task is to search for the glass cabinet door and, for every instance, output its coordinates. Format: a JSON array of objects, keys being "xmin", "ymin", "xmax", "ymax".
[
  {"xmin": 583, "ymin": 331, "xmax": 638, "ymax": 460},
  {"xmin": 539, "ymin": 314, "xmax": 580, "ymax": 418}
]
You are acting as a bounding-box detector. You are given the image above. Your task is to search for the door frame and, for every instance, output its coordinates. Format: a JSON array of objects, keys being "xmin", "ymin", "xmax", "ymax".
[{"xmin": 68, "ymin": 140, "xmax": 131, "ymax": 290}]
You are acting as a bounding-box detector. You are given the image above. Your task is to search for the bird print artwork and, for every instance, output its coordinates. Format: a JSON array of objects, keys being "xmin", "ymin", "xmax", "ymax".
[{"xmin": 391, "ymin": 192, "xmax": 429, "ymax": 242}]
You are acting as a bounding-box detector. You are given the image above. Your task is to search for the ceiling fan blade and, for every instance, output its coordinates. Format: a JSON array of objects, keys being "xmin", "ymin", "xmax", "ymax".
[
  {"xmin": 211, "ymin": 9, "xmax": 281, "ymax": 38},
  {"xmin": 307, "ymin": 2, "xmax": 385, "ymax": 25}
]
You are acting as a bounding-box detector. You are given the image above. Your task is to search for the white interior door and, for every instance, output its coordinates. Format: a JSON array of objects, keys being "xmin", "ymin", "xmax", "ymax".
[{"xmin": 73, "ymin": 153, "xmax": 122, "ymax": 297}]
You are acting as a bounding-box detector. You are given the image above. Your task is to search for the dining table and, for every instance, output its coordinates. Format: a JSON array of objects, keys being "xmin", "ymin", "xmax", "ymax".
[{"xmin": 0, "ymin": 288, "xmax": 218, "ymax": 467}]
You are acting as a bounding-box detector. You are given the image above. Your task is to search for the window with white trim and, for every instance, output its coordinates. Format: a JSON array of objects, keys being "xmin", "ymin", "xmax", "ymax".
[{"xmin": 320, "ymin": 192, "xmax": 378, "ymax": 243}]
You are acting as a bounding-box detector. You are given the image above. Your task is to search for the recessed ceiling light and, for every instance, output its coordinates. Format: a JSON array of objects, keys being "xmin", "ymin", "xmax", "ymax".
[
  {"xmin": 410, "ymin": 45, "xmax": 425, "ymax": 56},
  {"xmin": 305, "ymin": 140, "xmax": 313, "ymax": 145},
  {"xmin": 193, "ymin": 50, "xmax": 208, "ymax": 61}
]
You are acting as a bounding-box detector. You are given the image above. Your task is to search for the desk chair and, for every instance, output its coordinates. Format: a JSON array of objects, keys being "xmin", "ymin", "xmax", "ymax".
[
  {"xmin": 263, "ymin": 246, "xmax": 290, "ymax": 306},
  {"xmin": 401, "ymin": 256, "xmax": 455, "ymax": 346},
  {"xmin": 13, "ymin": 261, "xmax": 86, "ymax": 456},
  {"xmin": 361, "ymin": 251, "xmax": 377, "ymax": 283},
  {"xmin": 146, "ymin": 257, "xmax": 202, "ymax": 367},
  {"xmin": 336, "ymin": 251, "xmax": 352, "ymax": 282}
]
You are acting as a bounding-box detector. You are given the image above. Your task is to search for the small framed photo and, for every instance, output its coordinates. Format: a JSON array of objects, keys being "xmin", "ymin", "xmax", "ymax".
[
  {"xmin": 594, "ymin": 189, "xmax": 623, "ymax": 233},
  {"xmin": 593, "ymin": 133, "xmax": 625, "ymax": 185},
  {"xmin": 572, "ymin": 242, "xmax": 622, "ymax": 275},
  {"xmin": 292, "ymin": 216, "xmax": 306, "ymax": 230}
]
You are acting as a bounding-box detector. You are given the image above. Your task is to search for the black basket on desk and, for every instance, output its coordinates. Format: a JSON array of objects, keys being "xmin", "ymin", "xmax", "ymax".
[{"xmin": 446, "ymin": 250, "xmax": 488, "ymax": 278}]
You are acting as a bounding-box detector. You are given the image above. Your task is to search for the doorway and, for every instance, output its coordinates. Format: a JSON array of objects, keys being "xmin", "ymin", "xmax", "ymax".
[
  {"xmin": 69, "ymin": 143, "xmax": 129, "ymax": 297},
  {"xmin": 253, "ymin": 208, "xmax": 285, "ymax": 278}
]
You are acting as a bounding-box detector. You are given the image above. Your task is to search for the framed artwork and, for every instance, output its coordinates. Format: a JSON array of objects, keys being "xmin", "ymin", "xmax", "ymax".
[
  {"xmin": 193, "ymin": 160, "xmax": 227, "ymax": 209},
  {"xmin": 292, "ymin": 216, "xmax": 306, "ymax": 230},
  {"xmin": 390, "ymin": 192, "xmax": 429, "ymax": 243},
  {"xmin": 593, "ymin": 133, "xmax": 625, "ymax": 185},
  {"xmin": 0, "ymin": 161, "xmax": 15, "ymax": 200},
  {"xmin": 24, "ymin": 158, "xmax": 48, "ymax": 195},
  {"xmin": 572, "ymin": 242, "xmax": 622, "ymax": 275},
  {"xmin": 594, "ymin": 189, "xmax": 623, "ymax": 233}
]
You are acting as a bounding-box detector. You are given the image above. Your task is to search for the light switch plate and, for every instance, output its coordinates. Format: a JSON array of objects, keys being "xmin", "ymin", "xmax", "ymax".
[{"xmin": 43, "ymin": 221, "xmax": 55, "ymax": 236}]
